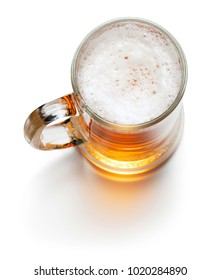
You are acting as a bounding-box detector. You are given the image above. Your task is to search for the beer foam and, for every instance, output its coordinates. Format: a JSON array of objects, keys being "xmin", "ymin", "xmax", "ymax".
[{"xmin": 76, "ymin": 21, "xmax": 183, "ymax": 125}]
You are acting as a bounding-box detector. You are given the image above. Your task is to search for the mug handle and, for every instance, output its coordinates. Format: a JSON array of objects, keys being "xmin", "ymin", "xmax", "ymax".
[{"xmin": 24, "ymin": 94, "xmax": 85, "ymax": 150}]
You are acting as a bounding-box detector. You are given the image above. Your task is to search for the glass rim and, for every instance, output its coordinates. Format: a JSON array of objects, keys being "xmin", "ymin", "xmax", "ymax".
[{"xmin": 71, "ymin": 17, "xmax": 188, "ymax": 131}]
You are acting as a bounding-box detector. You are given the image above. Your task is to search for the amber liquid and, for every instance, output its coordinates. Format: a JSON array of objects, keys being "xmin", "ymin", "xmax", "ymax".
[{"xmin": 78, "ymin": 108, "xmax": 183, "ymax": 174}]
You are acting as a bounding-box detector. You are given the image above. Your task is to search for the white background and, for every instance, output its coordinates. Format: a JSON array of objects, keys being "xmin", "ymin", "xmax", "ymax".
[{"xmin": 0, "ymin": 0, "xmax": 220, "ymax": 279}]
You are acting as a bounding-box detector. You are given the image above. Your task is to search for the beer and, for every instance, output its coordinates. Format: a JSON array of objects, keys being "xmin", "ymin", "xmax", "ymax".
[{"xmin": 72, "ymin": 20, "xmax": 185, "ymax": 173}]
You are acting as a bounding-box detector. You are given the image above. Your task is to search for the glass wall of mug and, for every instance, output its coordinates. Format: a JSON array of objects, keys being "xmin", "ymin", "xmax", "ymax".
[{"xmin": 73, "ymin": 95, "xmax": 184, "ymax": 174}]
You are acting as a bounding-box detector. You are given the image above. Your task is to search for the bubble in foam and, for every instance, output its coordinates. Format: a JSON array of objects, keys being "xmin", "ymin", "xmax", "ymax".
[{"xmin": 77, "ymin": 21, "xmax": 182, "ymax": 125}]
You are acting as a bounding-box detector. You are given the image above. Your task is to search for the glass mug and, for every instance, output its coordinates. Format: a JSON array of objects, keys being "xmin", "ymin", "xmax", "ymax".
[{"xmin": 24, "ymin": 18, "xmax": 187, "ymax": 175}]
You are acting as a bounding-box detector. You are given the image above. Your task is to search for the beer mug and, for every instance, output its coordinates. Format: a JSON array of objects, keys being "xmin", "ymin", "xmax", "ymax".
[{"xmin": 24, "ymin": 18, "xmax": 187, "ymax": 174}]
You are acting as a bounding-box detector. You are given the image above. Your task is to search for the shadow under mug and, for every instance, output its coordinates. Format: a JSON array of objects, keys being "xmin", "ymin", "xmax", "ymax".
[{"xmin": 24, "ymin": 18, "xmax": 187, "ymax": 175}]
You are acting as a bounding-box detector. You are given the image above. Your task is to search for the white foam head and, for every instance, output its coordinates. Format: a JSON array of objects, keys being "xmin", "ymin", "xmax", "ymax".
[{"xmin": 76, "ymin": 20, "xmax": 183, "ymax": 125}]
